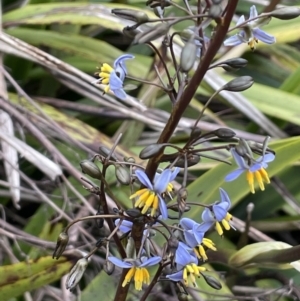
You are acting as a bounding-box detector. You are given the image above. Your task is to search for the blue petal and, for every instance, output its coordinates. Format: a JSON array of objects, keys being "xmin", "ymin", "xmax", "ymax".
[
  {"xmin": 109, "ymin": 71, "xmax": 123, "ymax": 90},
  {"xmin": 192, "ymin": 224, "xmax": 205, "ymax": 244},
  {"xmin": 114, "ymin": 54, "xmax": 135, "ymax": 81},
  {"xmin": 180, "ymin": 217, "xmax": 196, "ymax": 230},
  {"xmin": 108, "ymin": 257, "xmax": 132, "ymax": 268},
  {"xmin": 116, "ymin": 219, "xmax": 133, "ymax": 233},
  {"xmin": 231, "ymin": 149, "xmax": 248, "ymax": 169},
  {"xmin": 170, "ymin": 168, "xmax": 180, "ymax": 181},
  {"xmin": 135, "ymin": 169, "xmax": 153, "ymax": 190},
  {"xmin": 140, "ymin": 256, "xmax": 161, "ymax": 267},
  {"xmin": 249, "ymin": 163, "xmax": 261, "ymax": 172},
  {"xmin": 113, "ymin": 89, "xmax": 127, "ymax": 100},
  {"xmin": 201, "ymin": 208, "xmax": 214, "ymax": 223},
  {"xmin": 158, "ymin": 195, "xmax": 168, "ymax": 220},
  {"xmin": 224, "ymin": 34, "xmax": 243, "ymax": 46},
  {"xmin": 219, "ymin": 188, "xmax": 231, "ymax": 208},
  {"xmin": 196, "ymin": 221, "xmax": 213, "ymax": 233},
  {"xmin": 166, "ymin": 270, "xmax": 183, "ymax": 282},
  {"xmin": 183, "ymin": 229, "xmax": 198, "ymax": 248},
  {"xmin": 249, "ymin": 5, "xmax": 258, "ymax": 19},
  {"xmin": 154, "ymin": 169, "xmax": 172, "ymax": 194},
  {"xmin": 175, "ymin": 242, "xmax": 192, "ymax": 266},
  {"xmin": 212, "ymin": 204, "xmax": 227, "ymax": 221},
  {"xmin": 263, "ymin": 153, "xmax": 275, "ymax": 163},
  {"xmin": 225, "ymin": 168, "xmax": 245, "ymax": 182},
  {"xmin": 253, "ymin": 28, "xmax": 276, "ymax": 44},
  {"xmin": 236, "ymin": 15, "xmax": 245, "ymax": 26}
]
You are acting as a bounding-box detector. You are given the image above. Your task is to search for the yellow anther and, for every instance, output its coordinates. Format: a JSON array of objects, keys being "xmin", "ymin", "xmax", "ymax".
[
  {"xmin": 246, "ymin": 171, "xmax": 255, "ymax": 194},
  {"xmin": 254, "ymin": 170, "xmax": 265, "ymax": 191},
  {"xmin": 122, "ymin": 267, "xmax": 135, "ymax": 287},
  {"xmin": 215, "ymin": 221, "xmax": 223, "ymax": 236},
  {"xmin": 259, "ymin": 168, "xmax": 270, "ymax": 183}
]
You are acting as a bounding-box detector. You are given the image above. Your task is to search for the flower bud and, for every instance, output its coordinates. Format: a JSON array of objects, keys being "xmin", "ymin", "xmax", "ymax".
[
  {"xmin": 223, "ymin": 76, "xmax": 254, "ymax": 92},
  {"xmin": 124, "ymin": 156, "xmax": 135, "ymax": 163},
  {"xmin": 209, "ymin": 4, "xmax": 222, "ymax": 18},
  {"xmin": 125, "ymin": 208, "xmax": 142, "ymax": 217},
  {"xmin": 53, "ymin": 232, "xmax": 69, "ymax": 259},
  {"xmin": 111, "ymin": 9, "xmax": 149, "ymax": 23},
  {"xmin": 126, "ymin": 237, "xmax": 136, "ymax": 258},
  {"xmin": 213, "ymin": 128, "xmax": 236, "ymax": 139},
  {"xmin": 167, "ymin": 236, "xmax": 179, "ymax": 257},
  {"xmin": 80, "ymin": 160, "xmax": 101, "ymax": 180},
  {"xmin": 115, "ymin": 166, "xmax": 131, "ymax": 185},
  {"xmin": 98, "ymin": 146, "xmax": 118, "ymax": 161},
  {"xmin": 146, "ymin": 0, "xmax": 171, "ymax": 8},
  {"xmin": 133, "ymin": 23, "xmax": 170, "ymax": 44},
  {"xmin": 174, "ymin": 154, "xmax": 200, "ymax": 167},
  {"xmin": 103, "ymin": 260, "xmax": 115, "ymax": 275},
  {"xmin": 220, "ymin": 58, "xmax": 248, "ymax": 71},
  {"xmin": 123, "ymin": 26, "xmax": 141, "ymax": 39},
  {"xmin": 153, "ymin": 6, "xmax": 164, "ymax": 18},
  {"xmin": 177, "ymin": 188, "xmax": 188, "ymax": 218},
  {"xmin": 202, "ymin": 274, "xmax": 222, "ymax": 290},
  {"xmin": 270, "ymin": 7, "xmax": 300, "ymax": 20},
  {"xmin": 180, "ymin": 39, "xmax": 197, "ymax": 73},
  {"xmin": 139, "ymin": 144, "xmax": 166, "ymax": 159},
  {"xmin": 66, "ymin": 258, "xmax": 88, "ymax": 290}
]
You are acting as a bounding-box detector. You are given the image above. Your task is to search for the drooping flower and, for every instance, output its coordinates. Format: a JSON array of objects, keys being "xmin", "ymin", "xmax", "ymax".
[
  {"xmin": 130, "ymin": 168, "xmax": 177, "ymax": 219},
  {"xmin": 225, "ymin": 149, "xmax": 275, "ymax": 194},
  {"xmin": 108, "ymin": 256, "xmax": 161, "ymax": 291},
  {"xmin": 200, "ymin": 188, "xmax": 233, "ymax": 236},
  {"xmin": 166, "ymin": 242, "xmax": 206, "ymax": 287},
  {"xmin": 224, "ymin": 5, "xmax": 276, "ymax": 50},
  {"xmin": 180, "ymin": 218, "xmax": 216, "ymax": 261},
  {"xmin": 95, "ymin": 54, "xmax": 134, "ymax": 100}
]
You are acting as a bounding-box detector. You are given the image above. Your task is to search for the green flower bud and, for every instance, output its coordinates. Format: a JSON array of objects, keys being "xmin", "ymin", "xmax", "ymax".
[
  {"xmin": 126, "ymin": 237, "xmax": 136, "ymax": 258},
  {"xmin": 103, "ymin": 260, "xmax": 115, "ymax": 275},
  {"xmin": 202, "ymin": 274, "xmax": 222, "ymax": 290},
  {"xmin": 112, "ymin": 9, "xmax": 149, "ymax": 23},
  {"xmin": 53, "ymin": 232, "xmax": 69, "ymax": 259},
  {"xmin": 80, "ymin": 160, "xmax": 101, "ymax": 180},
  {"xmin": 180, "ymin": 39, "xmax": 198, "ymax": 73},
  {"xmin": 124, "ymin": 156, "xmax": 135, "ymax": 163},
  {"xmin": 220, "ymin": 58, "xmax": 248, "ymax": 71},
  {"xmin": 115, "ymin": 166, "xmax": 131, "ymax": 185},
  {"xmin": 223, "ymin": 76, "xmax": 254, "ymax": 92},
  {"xmin": 139, "ymin": 144, "xmax": 167, "ymax": 159},
  {"xmin": 123, "ymin": 26, "xmax": 141, "ymax": 39},
  {"xmin": 98, "ymin": 146, "xmax": 118, "ymax": 161},
  {"xmin": 125, "ymin": 208, "xmax": 142, "ymax": 217},
  {"xmin": 209, "ymin": 4, "xmax": 222, "ymax": 18},
  {"xmin": 66, "ymin": 258, "xmax": 88, "ymax": 290},
  {"xmin": 153, "ymin": 6, "xmax": 164, "ymax": 18},
  {"xmin": 174, "ymin": 154, "xmax": 200, "ymax": 167},
  {"xmin": 270, "ymin": 7, "xmax": 300, "ymax": 20},
  {"xmin": 133, "ymin": 23, "xmax": 170, "ymax": 44},
  {"xmin": 214, "ymin": 128, "xmax": 236, "ymax": 139}
]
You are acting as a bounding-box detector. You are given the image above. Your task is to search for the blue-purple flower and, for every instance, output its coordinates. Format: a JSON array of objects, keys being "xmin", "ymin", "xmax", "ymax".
[
  {"xmin": 224, "ymin": 5, "xmax": 275, "ymax": 50},
  {"xmin": 180, "ymin": 218, "xmax": 216, "ymax": 261},
  {"xmin": 130, "ymin": 168, "xmax": 179, "ymax": 219},
  {"xmin": 225, "ymin": 149, "xmax": 275, "ymax": 194},
  {"xmin": 108, "ymin": 256, "xmax": 161, "ymax": 290},
  {"xmin": 96, "ymin": 54, "xmax": 134, "ymax": 100},
  {"xmin": 200, "ymin": 188, "xmax": 233, "ymax": 236},
  {"xmin": 166, "ymin": 242, "xmax": 206, "ymax": 287}
]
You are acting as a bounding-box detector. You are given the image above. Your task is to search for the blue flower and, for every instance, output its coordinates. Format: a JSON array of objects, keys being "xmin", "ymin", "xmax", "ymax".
[
  {"xmin": 225, "ymin": 149, "xmax": 275, "ymax": 194},
  {"xmin": 166, "ymin": 242, "xmax": 206, "ymax": 287},
  {"xmin": 96, "ymin": 54, "xmax": 134, "ymax": 100},
  {"xmin": 180, "ymin": 218, "xmax": 216, "ymax": 261},
  {"xmin": 108, "ymin": 256, "xmax": 161, "ymax": 290},
  {"xmin": 130, "ymin": 168, "xmax": 178, "ymax": 219},
  {"xmin": 224, "ymin": 5, "xmax": 275, "ymax": 50},
  {"xmin": 200, "ymin": 188, "xmax": 233, "ymax": 236}
]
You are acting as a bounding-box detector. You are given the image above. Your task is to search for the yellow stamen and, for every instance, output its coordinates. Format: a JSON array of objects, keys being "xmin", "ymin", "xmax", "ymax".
[
  {"xmin": 101, "ymin": 63, "xmax": 113, "ymax": 72},
  {"xmin": 259, "ymin": 168, "xmax": 270, "ymax": 183},
  {"xmin": 246, "ymin": 171, "xmax": 255, "ymax": 194},
  {"xmin": 101, "ymin": 77, "xmax": 110, "ymax": 84},
  {"xmin": 183, "ymin": 267, "xmax": 188, "ymax": 285},
  {"xmin": 215, "ymin": 221, "xmax": 223, "ymax": 236},
  {"xmin": 130, "ymin": 188, "xmax": 148, "ymax": 199},
  {"xmin": 225, "ymin": 212, "xmax": 232, "ymax": 222},
  {"xmin": 198, "ymin": 245, "xmax": 208, "ymax": 261},
  {"xmin": 134, "ymin": 268, "xmax": 143, "ymax": 290},
  {"xmin": 221, "ymin": 219, "xmax": 231, "ymax": 230},
  {"xmin": 141, "ymin": 193, "xmax": 155, "ymax": 214},
  {"xmin": 254, "ymin": 170, "xmax": 265, "ymax": 191},
  {"xmin": 202, "ymin": 238, "xmax": 217, "ymax": 251},
  {"xmin": 167, "ymin": 183, "xmax": 173, "ymax": 193},
  {"xmin": 150, "ymin": 195, "xmax": 159, "ymax": 216},
  {"xmin": 142, "ymin": 268, "xmax": 150, "ymax": 285},
  {"xmin": 104, "ymin": 85, "xmax": 110, "ymax": 93},
  {"xmin": 122, "ymin": 267, "xmax": 135, "ymax": 287}
]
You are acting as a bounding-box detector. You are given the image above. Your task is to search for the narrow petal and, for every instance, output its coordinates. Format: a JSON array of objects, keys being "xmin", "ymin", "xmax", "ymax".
[
  {"xmin": 114, "ymin": 54, "xmax": 135, "ymax": 81},
  {"xmin": 170, "ymin": 168, "xmax": 180, "ymax": 181},
  {"xmin": 224, "ymin": 34, "xmax": 243, "ymax": 46},
  {"xmin": 219, "ymin": 188, "xmax": 231, "ymax": 208},
  {"xmin": 225, "ymin": 168, "xmax": 245, "ymax": 182},
  {"xmin": 135, "ymin": 169, "xmax": 153, "ymax": 190},
  {"xmin": 249, "ymin": 5, "xmax": 258, "ymax": 19},
  {"xmin": 253, "ymin": 28, "xmax": 276, "ymax": 44},
  {"xmin": 109, "ymin": 71, "xmax": 123, "ymax": 90},
  {"xmin": 184, "ymin": 230, "xmax": 198, "ymax": 248},
  {"xmin": 116, "ymin": 220, "xmax": 133, "ymax": 233},
  {"xmin": 195, "ymin": 222, "xmax": 212, "ymax": 233},
  {"xmin": 263, "ymin": 153, "xmax": 275, "ymax": 163},
  {"xmin": 175, "ymin": 242, "xmax": 193, "ymax": 266},
  {"xmin": 192, "ymin": 224, "xmax": 205, "ymax": 244},
  {"xmin": 108, "ymin": 257, "xmax": 132, "ymax": 268},
  {"xmin": 236, "ymin": 15, "xmax": 245, "ymax": 26},
  {"xmin": 166, "ymin": 270, "xmax": 183, "ymax": 282},
  {"xmin": 212, "ymin": 204, "xmax": 227, "ymax": 221},
  {"xmin": 113, "ymin": 89, "xmax": 127, "ymax": 100},
  {"xmin": 231, "ymin": 149, "xmax": 248, "ymax": 169},
  {"xmin": 140, "ymin": 256, "xmax": 161, "ymax": 267},
  {"xmin": 201, "ymin": 208, "xmax": 214, "ymax": 223},
  {"xmin": 158, "ymin": 196, "xmax": 168, "ymax": 220},
  {"xmin": 180, "ymin": 218, "xmax": 197, "ymax": 230},
  {"xmin": 154, "ymin": 169, "xmax": 172, "ymax": 193}
]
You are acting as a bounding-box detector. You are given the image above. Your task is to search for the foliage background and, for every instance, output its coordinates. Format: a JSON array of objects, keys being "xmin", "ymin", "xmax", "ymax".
[{"xmin": 0, "ymin": 0, "xmax": 300, "ymax": 300}]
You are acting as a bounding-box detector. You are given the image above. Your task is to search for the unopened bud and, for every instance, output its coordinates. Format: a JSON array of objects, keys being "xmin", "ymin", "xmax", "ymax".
[
  {"xmin": 125, "ymin": 208, "xmax": 142, "ymax": 217},
  {"xmin": 223, "ymin": 76, "xmax": 254, "ymax": 92},
  {"xmin": 146, "ymin": 0, "xmax": 171, "ymax": 8},
  {"xmin": 270, "ymin": 7, "xmax": 300, "ymax": 20},
  {"xmin": 124, "ymin": 156, "xmax": 135, "ymax": 163},
  {"xmin": 133, "ymin": 23, "xmax": 170, "ymax": 44},
  {"xmin": 169, "ymin": 204, "xmax": 191, "ymax": 213},
  {"xmin": 112, "ymin": 9, "xmax": 149, "ymax": 23},
  {"xmin": 66, "ymin": 258, "xmax": 88, "ymax": 290},
  {"xmin": 139, "ymin": 144, "xmax": 166, "ymax": 159},
  {"xmin": 53, "ymin": 232, "xmax": 69, "ymax": 259},
  {"xmin": 153, "ymin": 6, "xmax": 164, "ymax": 18},
  {"xmin": 123, "ymin": 26, "xmax": 141, "ymax": 39},
  {"xmin": 80, "ymin": 160, "xmax": 101, "ymax": 180},
  {"xmin": 180, "ymin": 39, "xmax": 197, "ymax": 73},
  {"xmin": 214, "ymin": 128, "xmax": 236, "ymax": 139},
  {"xmin": 174, "ymin": 154, "xmax": 200, "ymax": 167},
  {"xmin": 126, "ymin": 237, "xmax": 136, "ymax": 258},
  {"xmin": 202, "ymin": 274, "xmax": 222, "ymax": 290},
  {"xmin": 177, "ymin": 188, "xmax": 188, "ymax": 218},
  {"xmin": 115, "ymin": 166, "xmax": 131, "ymax": 185},
  {"xmin": 98, "ymin": 146, "xmax": 118, "ymax": 161},
  {"xmin": 220, "ymin": 58, "xmax": 248, "ymax": 71},
  {"xmin": 103, "ymin": 260, "xmax": 115, "ymax": 275},
  {"xmin": 209, "ymin": 4, "xmax": 222, "ymax": 18},
  {"xmin": 167, "ymin": 236, "xmax": 179, "ymax": 257}
]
